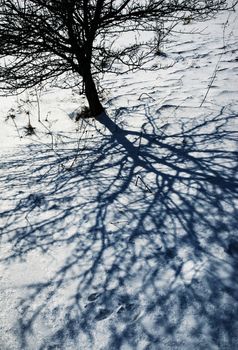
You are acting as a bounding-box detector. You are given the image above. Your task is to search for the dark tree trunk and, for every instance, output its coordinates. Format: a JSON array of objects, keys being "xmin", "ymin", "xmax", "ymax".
[{"xmin": 83, "ymin": 72, "xmax": 104, "ymax": 117}]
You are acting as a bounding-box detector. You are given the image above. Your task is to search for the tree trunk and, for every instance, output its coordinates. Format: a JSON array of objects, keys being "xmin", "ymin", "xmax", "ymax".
[{"xmin": 83, "ymin": 72, "xmax": 104, "ymax": 117}]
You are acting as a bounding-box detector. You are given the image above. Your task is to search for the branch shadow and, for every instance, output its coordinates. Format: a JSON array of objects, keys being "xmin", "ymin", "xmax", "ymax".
[{"xmin": 0, "ymin": 103, "xmax": 238, "ymax": 349}]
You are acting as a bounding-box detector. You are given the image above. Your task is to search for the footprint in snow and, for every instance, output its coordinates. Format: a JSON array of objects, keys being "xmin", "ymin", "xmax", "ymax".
[
  {"xmin": 116, "ymin": 302, "xmax": 142, "ymax": 323},
  {"xmin": 87, "ymin": 291, "xmax": 142, "ymax": 322},
  {"xmin": 117, "ymin": 303, "xmax": 136, "ymax": 313},
  {"xmin": 87, "ymin": 292, "xmax": 101, "ymax": 302},
  {"xmin": 95, "ymin": 308, "xmax": 113, "ymax": 321}
]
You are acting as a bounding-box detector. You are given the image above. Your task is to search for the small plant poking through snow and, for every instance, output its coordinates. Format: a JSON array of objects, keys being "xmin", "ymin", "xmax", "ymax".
[
  {"xmin": 75, "ymin": 106, "xmax": 92, "ymax": 121},
  {"xmin": 23, "ymin": 122, "xmax": 36, "ymax": 136},
  {"xmin": 5, "ymin": 108, "xmax": 16, "ymax": 122},
  {"xmin": 155, "ymin": 48, "xmax": 167, "ymax": 58}
]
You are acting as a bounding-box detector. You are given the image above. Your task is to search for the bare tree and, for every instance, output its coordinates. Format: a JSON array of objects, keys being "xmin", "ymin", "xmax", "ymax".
[{"xmin": 0, "ymin": 0, "xmax": 235, "ymax": 116}]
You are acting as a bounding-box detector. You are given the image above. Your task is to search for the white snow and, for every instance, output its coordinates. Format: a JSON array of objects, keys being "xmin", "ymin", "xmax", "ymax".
[{"xmin": 0, "ymin": 7, "xmax": 238, "ymax": 350}]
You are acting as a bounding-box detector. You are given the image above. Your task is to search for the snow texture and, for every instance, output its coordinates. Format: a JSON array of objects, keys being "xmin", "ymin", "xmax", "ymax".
[{"xmin": 0, "ymin": 8, "xmax": 238, "ymax": 350}]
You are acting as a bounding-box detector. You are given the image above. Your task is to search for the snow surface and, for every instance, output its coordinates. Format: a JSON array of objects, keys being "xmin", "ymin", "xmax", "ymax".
[{"xmin": 0, "ymin": 8, "xmax": 238, "ymax": 350}]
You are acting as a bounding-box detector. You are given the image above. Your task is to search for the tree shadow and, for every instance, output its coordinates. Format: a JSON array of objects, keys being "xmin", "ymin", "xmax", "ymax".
[{"xmin": 0, "ymin": 103, "xmax": 238, "ymax": 349}]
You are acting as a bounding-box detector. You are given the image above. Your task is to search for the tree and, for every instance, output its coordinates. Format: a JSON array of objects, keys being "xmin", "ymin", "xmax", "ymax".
[{"xmin": 0, "ymin": 0, "xmax": 235, "ymax": 117}]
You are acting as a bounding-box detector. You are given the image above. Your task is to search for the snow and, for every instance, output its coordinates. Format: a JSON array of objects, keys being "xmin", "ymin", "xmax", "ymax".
[{"xmin": 0, "ymin": 7, "xmax": 238, "ymax": 350}]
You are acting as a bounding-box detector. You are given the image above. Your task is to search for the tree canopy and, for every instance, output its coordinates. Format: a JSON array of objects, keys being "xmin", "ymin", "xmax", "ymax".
[{"xmin": 0, "ymin": 0, "xmax": 235, "ymax": 116}]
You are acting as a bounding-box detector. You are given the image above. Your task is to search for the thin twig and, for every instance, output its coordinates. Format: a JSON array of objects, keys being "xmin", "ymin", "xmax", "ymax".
[{"xmin": 200, "ymin": 13, "xmax": 231, "ymax": 107}]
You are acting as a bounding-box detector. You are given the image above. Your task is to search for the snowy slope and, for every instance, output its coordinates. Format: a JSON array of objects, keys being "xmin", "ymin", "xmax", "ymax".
[{"xmin": 0, "ymin": 7, "xmax": 238, "ymax": 350}]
